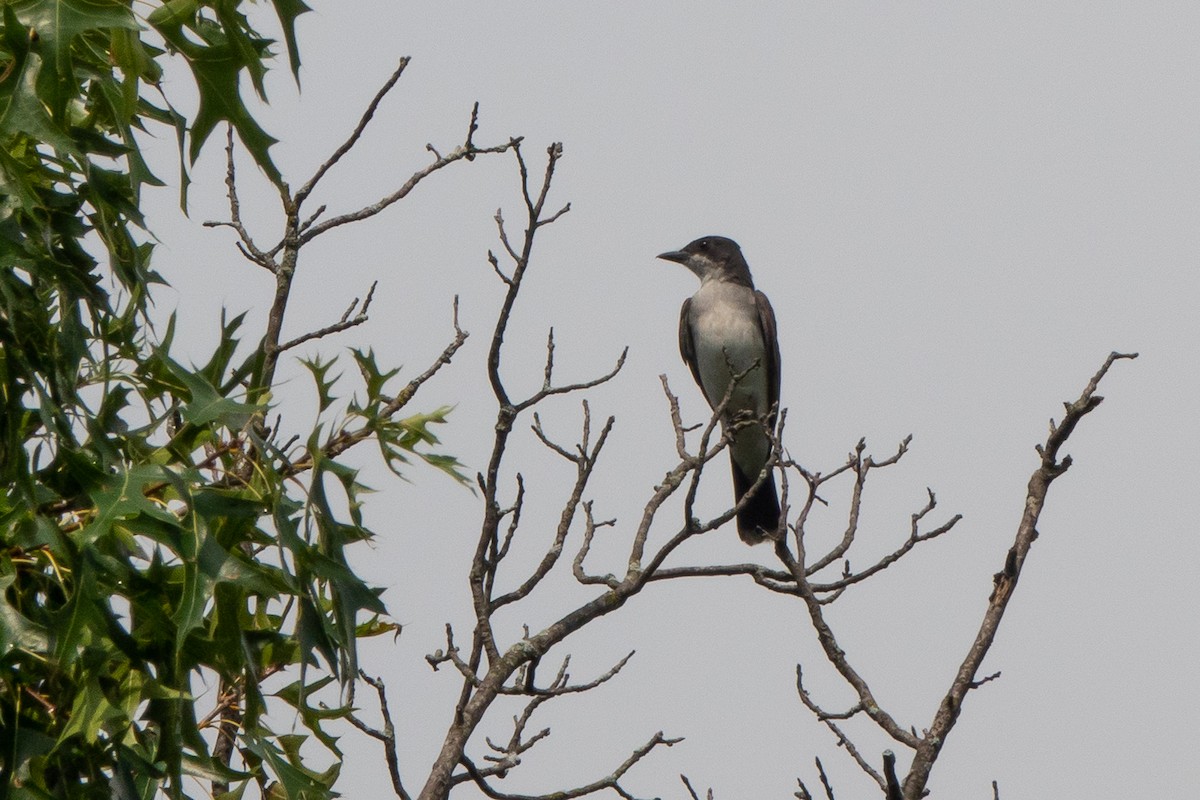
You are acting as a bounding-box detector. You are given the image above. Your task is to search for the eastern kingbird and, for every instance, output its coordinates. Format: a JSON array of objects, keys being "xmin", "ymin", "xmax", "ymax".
[{"xmin": 658, "ymin": 236, "xmax": 782, "ymax": 544}]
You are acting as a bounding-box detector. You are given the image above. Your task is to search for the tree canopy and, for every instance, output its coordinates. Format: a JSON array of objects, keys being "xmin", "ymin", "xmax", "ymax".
[{"xmin": 0, "ymin": 3, "xmax": 459, "ymax": 796}]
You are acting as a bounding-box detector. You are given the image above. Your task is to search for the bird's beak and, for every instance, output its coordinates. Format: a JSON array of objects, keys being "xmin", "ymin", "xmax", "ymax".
[{"xmin": 657, "ymin": 250, "xmax": 688, "ymax": 264}]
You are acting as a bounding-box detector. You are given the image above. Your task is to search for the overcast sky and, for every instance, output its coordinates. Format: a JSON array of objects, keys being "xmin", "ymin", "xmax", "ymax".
[{"xmin": 146, "ymin": 3, "xmax": 1198, "ymax": 797}]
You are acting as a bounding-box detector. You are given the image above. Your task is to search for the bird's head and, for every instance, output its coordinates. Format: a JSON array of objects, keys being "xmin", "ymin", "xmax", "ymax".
[{"xmin": 657, "ymin": 236, "xmax": 753, "ymax": 286}]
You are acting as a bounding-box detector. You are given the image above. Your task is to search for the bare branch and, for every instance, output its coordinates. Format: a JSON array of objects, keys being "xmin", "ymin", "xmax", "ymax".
[
  {"xmin": 795, "ymin": 665, "xmax": 863, "ymax": 722},
  {"xmin": 622, "ymin": 369, "xmax": 758, "ymax": 574},
  {"xmin": 458, "ymin": 731, "xmax": 682, "ymax": 800},
  {"xmin": 494, "ymin": 210, "xmax": 521, "ymax": 264},
  {"xmin": 660, "ymin": 376, "xmax": 691, "ymax": 459},
  {"xmin": 428, "ymin": 145, "xmax": 578, "ymax": 800},
  {"xmin": 497, "ymin": 651, "xmax": 635, "ymax": 698},
  {"xmin": 381, "ymin": 296, "xmax": 469, "ymax": 420},
  {"xmin": 541, "ymin": 328, "xmax": 556, "ymax": 390},
  {"xmin": 900, "ymin": 352, "xmax": 1137, "ymax": 799},
  {"xmin": 300, "ymin": 107, "xmax": 517, "ymax": 244},
  {"xmin": 299, "ymin": 203, "xmax": 327, "ymax": 233},
  {"xmin": 775, "ymin": 538, "xmax": 918, "ymax": 749},
  {"xmin": 295, "ymin": 57, "xmax": 412, "ymax": 206},
  {"xmin": 969, "ymin": 670, "xmax": 1002, "ymax": 690},
  {"xmin": 883, "ymin": 751, "xmax": 902, "ymax": 800},
  {"xmin": 680, "ymin": 775, "xmax": 713, "ymax": 800},
  {"xmin": 530, "ymin": 413, "xmax": 574, "ymax": 461},
  {"xmin": 493, "ymin": 404, "xmax": 615, "ymax": 609},
  {"xmin": 809, "ymin": 489, "xmax": 962, "ymax": 592},
  {"xmin": 804, "ymin": 436, "xmax": 912, "ymax": 576},
  {"xmin": 488, "ymin": 249, "xmax": 512, "ymax": 285},
  {"xmin": 485, "ymin": 140, "xmax": 566, "ymax": 409},
  {"xmin": 513, "ymin": 348, "xmax": 628, "ymax": 413},
  {"xmin": 824, "ymin": 719, "xmax": 885, "ymax": 790},
  {"xmin": 645, "ymin": 562, "xmax": 794, "ymax": 593},
  {"xmin": 815, "ymin": 757, "xmax": 835, "ymax": 800},
  {"xmin": 483, "ymin": 473, "xmax": 525, "ymax": 598},
  {"xmin": 277, "ymin": 281, "xmax": 377, "ymax": 353},
  {"xmin": 573, "ymin": 501, "xmax": 619, "ymax": 587},
  {"xmin": 202, "ymin": 125, "xmax": 274, "ymax": 271},
  {"xmin": 346, "ymin": 672, "xmax": 413, "ymax": 800},
  {"xmin": 426, "ymin": 625, "xmax": 477, "ymax": 684}
]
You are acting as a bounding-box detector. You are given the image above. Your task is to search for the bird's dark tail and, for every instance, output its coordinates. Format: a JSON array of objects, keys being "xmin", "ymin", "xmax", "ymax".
[{"xmin": 731, "ymin": 460, "xmax": 781, "ymax": 545}]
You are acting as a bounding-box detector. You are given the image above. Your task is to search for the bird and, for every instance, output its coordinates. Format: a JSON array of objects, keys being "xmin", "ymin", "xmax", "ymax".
[{"xmin": 658, "ymin": 236, "xmax": 782, "ymax": 544}]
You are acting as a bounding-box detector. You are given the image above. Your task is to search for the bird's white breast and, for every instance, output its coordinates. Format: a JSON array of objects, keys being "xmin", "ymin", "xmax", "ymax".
[{"xmin": 689, "ymin": 280, "xmax": 769, "ymax": 416}]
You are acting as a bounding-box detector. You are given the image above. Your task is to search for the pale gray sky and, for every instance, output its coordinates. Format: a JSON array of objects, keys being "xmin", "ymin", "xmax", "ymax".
[{"xmin": 147, "ymin": 3, "xmax": 1198, "ymax": 797}]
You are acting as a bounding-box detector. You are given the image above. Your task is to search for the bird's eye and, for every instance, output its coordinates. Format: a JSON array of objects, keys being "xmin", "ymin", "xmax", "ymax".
[{"xmin": 698, "ymin": 240, "xmax": 709, "ymax": 250}]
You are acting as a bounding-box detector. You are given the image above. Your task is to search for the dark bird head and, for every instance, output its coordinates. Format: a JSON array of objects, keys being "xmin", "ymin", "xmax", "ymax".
[{"xmin": 657, "ymin": 236, "xmax": 754, "ymax": 287}]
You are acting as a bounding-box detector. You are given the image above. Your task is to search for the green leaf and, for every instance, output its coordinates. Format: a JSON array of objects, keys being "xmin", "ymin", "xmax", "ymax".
[
  {"xmin": 81, "ymin": 464, "xmax": 180, "ymax": 546},
  {"xmin": 210, "ymin": 0, "xmax": 269, "ymax": 99},
  {"xmin": 214, "ymin": 781, "xmax": 249, "ymax": 800},
  {"xmin": 109, "ymin": 27, "xmax": 163, "ymax": 83},
  {"xmin": 351, "ymin": 347, "xmax": 400, "ymax": 402},
  {"xmin": 148, "ymin": 3, "xmax": 282, "ymax": 185},
  {"xmin": 295, "ymin": 595, "xmax": 337, "ymax": 677},
  {"xmin": 0, "ymin": 8, "xmax": 80, "ymax": 154},
  {"xmin": 242, "ymin": 733, "xmax": 336, "ymax": 800},
  {"xmin": 200, "ymin": 308, "xmax": 249, "ymax": 387},
  {"xmin": 0, "ymin": 573, "xmax": 51, "ymax": 655},
  {"xmin": 355, "ymin": 615, "xmax": 400, "ymax": 639},
  {"xmin": 9, "ymin": 0, "xmax": 138, "ymax": 89},
  {"xmin": 162, "ymin": 357, "xmax": 256, "ymax": 428},
  {"xmin": 92, "ymin": 78, "xmax": 166, "ymax": 197},
  {"xmin": 57, "ymin": 676, "xmax": 127, "ymax": 746},
  {"xmin": 301, "ymin": 354, "xmax": 339, "ymax": 414},
  {"xmin": 50, "ymin": 560, "xmax": 104, "ymax": 666},
  {"xmin": 269, "ymin": 0, "xmax": 312, "ymax": 82},
  {"xmin": 180, "ymin": 751, "xmax": 252, "ymax": 786}
]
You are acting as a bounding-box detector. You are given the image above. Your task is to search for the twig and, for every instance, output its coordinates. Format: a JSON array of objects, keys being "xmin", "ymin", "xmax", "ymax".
[
  {"xmin": 776, "ymin": 537, "xmax": 918, "ymax": 749},
  {"xmin": 277, "ymin": 281, "xmax": 377, "ymax": 352},
  {"xmin": 491, "ymin": 403, "xmax": 615, "ymax": 610},
  {"xmin": 795, "ymin": 665, "xmax": 863, "ymax": 722},
  {"xmin": 969, "ymin": 671, "xmax": 1002, "ymax": 689},
  {"xmin": 458, "ymin": 731, "xmax": 681, "ymax": 800},
  {"xmin": 680, "ymin": 775, "xmax": 713, "ymax": 800},
  {"xmin": 573, "ymin": 501, "xmax": 618, "ymax": 587},
  {"xmin": 300, "ymin": 105, "xmax": 517, "ymax": 244},
  {"xmin": 294, "ymin": 58, "xmax": 412, "ymax": 206},
  {"xmin": 809, "ymin": 489, "xmax": 962, "ymax": 591},
  {"xmin": 900, "ymin": 352, "xmax": 1137, "ymax": 799},
  {"xmin": 815, "ymin": 757, "xmax": 835, "ymax": 800},
  {"xmin": 345, "ymin": 672, "xmax": 413, "ymax": 800},
  {"xmin": 202, "ymin": 125, "xmax": 274, "ymax": 271},
  {"xmin": 824, "ymin": 718, "xmax": 886, "ymax": 789},
  {"xmin": 804, "ymin": 437, "xmax": 911, "ymax": 576},
  {"xmin": 883, "ymin": 751, "xmax": 902, "ymax": 800}
]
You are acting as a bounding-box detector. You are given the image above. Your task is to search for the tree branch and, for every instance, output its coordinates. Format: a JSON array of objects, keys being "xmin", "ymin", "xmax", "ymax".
[
  {"xmin": 294, "ymin": 57, "xmax": 412, "ymax": 206},
  {"xmin": 277, "ymin": 280, "xmax": 376, "ymax": 353},
  {"xmin": 458, "ymin": 731, "xmax": 682, "ymax": 800},
  {"xmin": 345, "ymin": 672, "xmax": 413, "ymax": 800},
  {"xmin": 900, "ymin": 351, "xmax": 1137, "ymax": 799},
  {"xmin": 300, "ymin": 105, "xmax": 517, "ymax": 244}
]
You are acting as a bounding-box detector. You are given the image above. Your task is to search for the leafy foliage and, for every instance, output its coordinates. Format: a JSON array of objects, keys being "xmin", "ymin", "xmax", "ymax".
[{"xmin": 0, "ymin": 2, "xmax": 445, "ymax": 797}]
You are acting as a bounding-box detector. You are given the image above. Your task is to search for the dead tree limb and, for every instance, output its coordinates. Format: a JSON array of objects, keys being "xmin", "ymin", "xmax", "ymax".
[{"xmin": 900, "ymin": 351, "xmax": 1137, "ymax": 798}]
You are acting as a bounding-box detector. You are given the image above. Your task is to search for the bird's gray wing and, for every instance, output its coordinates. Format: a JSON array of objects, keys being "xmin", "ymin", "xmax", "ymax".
[
  {"xmin": 678, "ymin": 296, "xmax": 710, "ymax": 404},
  {"xmin": 754, "ymin": 290, "xmax": 781, "ymax": 424}
]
